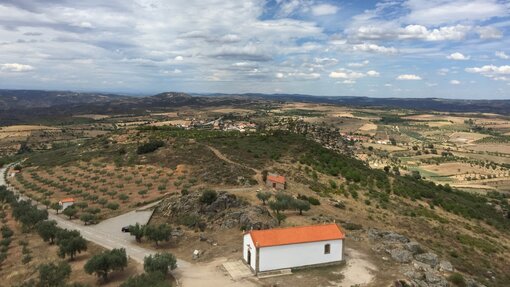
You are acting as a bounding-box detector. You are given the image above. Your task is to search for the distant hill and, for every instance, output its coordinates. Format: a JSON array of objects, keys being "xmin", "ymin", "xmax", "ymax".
[
  {"xmin": 1, "ymin": 89, "xmax": 509, "ymax": 125},
  {"xmin": 205, "ymin": 93, "xmax": 510, "ymax": 115},
  {"xmin": 0, "ymin": 89, "xmax": 130, "ymax": 110}
]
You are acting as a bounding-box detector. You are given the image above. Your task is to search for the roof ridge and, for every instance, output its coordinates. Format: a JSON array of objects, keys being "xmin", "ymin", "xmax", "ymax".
[{"xmin": 249, "ymin": 222, "xmax": 338, "ymax": 233}]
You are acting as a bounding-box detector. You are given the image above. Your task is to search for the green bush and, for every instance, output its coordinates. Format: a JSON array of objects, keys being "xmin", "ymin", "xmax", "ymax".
[
  {"xmin": 199, "ymin": 190, "xmax": 217, "ymax": 205},
  {"xmin": 448, "ymin": 273, "xmax": 466, "ymax": 287},
  {"xmin": 106, "ymin": 202, "xmax": 120, "ymax": 210},
  {"xmin": 137, "ymin": 140, "xmax": 165, "ymax": 154}
]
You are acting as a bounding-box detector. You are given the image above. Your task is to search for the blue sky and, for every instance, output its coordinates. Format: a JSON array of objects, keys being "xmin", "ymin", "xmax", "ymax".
[{"xmin": 1, "ymin": 0, "xmax": 510, "ymax": 99}]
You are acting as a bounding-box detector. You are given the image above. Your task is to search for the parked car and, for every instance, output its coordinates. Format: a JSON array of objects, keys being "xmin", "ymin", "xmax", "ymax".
[{"xmin": 121, "ymin": 226, "xmax": 130, "ymax": 232}]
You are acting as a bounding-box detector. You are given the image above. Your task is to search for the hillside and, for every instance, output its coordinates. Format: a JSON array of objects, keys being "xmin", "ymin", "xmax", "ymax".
[{"xmin": 4, "ymin": 125, "xmax": 509, "ymax": 286}]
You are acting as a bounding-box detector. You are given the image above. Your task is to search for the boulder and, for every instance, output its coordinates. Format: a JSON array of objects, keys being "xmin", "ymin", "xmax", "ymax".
[
  {"xmin": 424, "ymin": 271, "xmax": 448, "ymax": 287},
  {"xmin": 192, "ymin": 249, "xmax": 202, "ymax": 260},
  {"xmin": 438, "ymin": 260, "xmax": 454, "ymax": 272},
  {"xmin": 204, "ymin": 192, "xmax": 243, "ymax": 213},
  {"xmin": 171, "ymin": 229, "xmax": 184, "ymax": 238},
  {"xmin": 389, "ymin": 248, "xmax": 414, "ymax": 263},
  {"xmin": 383, "ymin": 232, "xmax": 410, "ymax": 244},
  {"xmin": 405, "ymin": 241, "xmax": 422, "ymax": 254},
  {"xmin": 466, "ymin": 279, "xmax": 488, "ymax": 287},
  {"xmin": 403, "ymin": 269, "xmax": 424, "ymax": 280},
  {"xmin": 238, "ymin": 206, "xmax": 277, "ymax": 230},
  {"xmin": 424, "ymin": 272, "xmax": 442, "ymax": 284},
  {"xmin": 415, "ymin": 253, "xmax": 439, "ymax": 268},
  {"xmin": 411, "ymin": 279, "xmax": 430, "ymax": 287},
  {"xmin": 368, "ymin": 228, "xmax": 384, "ymax": 240}
]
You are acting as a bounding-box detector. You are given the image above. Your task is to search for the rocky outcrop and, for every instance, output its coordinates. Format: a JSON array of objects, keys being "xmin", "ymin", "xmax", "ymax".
[
  {"xmin": 156, "ymin": 191, "xmax": 277, "ymax": 230},
  {"xmin": 415, "ymin": 253, "xmax": 439, "ymax": 268},
  {"xmin": 390, "ymin": 248, "xmax": 414, "ymax": 263},
  {"xmin": 367, "ymin": 228, "xmax": 483, "ymax": 287}
]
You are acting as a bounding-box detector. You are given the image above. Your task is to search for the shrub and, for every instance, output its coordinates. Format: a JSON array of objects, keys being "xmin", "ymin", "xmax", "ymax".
[
  {"xmin": 80, "ymin": 213, "xmax": 97, "ymax": 225},
  {"xmin": 120, "ymin": 271, "xmax": 170, "ymax": 287},
  {"xmin": 106, "ymin": 202, "xmax": 120, "ymax": 210},
  {"xmin": 22, "ymin": 253, "xmax": 32, "ymax": 264},
  {"xmin": 448, "ymin": 273, "xmax": 467, "ymax": 287},
  {"xmin": 143, "ymin": 252, "xmax": 177, "ymax": 275},
  {"xmin": 145, "ymin": 224, "xmax": 172, "ymax": 246},
  {"xmin": 137, "ymin": 140, "xmax": 165, "ymax": 154},
  {"xmin": 199, "ymin": 190, "xmax": 217, "ymax": 205},
  {"xmin": 84, "ymin": 248, "xmax": 128, "ymax": 282},
  {"xmin": 1, "ymin": 225, "xmax": 14, "ymax": 239},
  {"xmin": 37, "ymin": 261, "xmax": 72, "ymax": 287}
]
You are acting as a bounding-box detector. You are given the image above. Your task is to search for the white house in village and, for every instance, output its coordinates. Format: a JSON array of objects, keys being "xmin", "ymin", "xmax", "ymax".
[
  {"xmin": 243, "ymin": 223, "xmax": 345, "ymax": 274},
  {"xmin": 58, "ymin": 198, "xmax": 75, "ymax": 210}
]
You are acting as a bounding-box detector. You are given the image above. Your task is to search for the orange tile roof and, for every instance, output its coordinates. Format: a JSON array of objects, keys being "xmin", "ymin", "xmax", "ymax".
[
  {"xmin": 60, "ymin": 198, "xmax": 75, "ymax": 203},
  {"xmin": 247, "ymin": 223, "xmax": 344, "ymax": 247},
  {"xmin": 267, "ymin": 174, "xmax": 286, "ymax": 184}
]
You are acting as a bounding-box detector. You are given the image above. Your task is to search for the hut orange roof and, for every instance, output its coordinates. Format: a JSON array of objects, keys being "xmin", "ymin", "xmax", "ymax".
[
  {"xmin": 267, "ymin": 175, "xmax": 286, "ymax": 184},
  {"xmin": 59, "ymin": 198, "xmax": 75, "ymax": 203},
  {"xmin": 246, "ymin": 223, "xmax": 344, "ymax": 247}
]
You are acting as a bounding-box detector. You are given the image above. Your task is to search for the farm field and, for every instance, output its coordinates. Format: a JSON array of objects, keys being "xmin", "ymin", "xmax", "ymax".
[
  {"xmin": 465, "ymin": 144, "xmax": 510, "ymax": 154},
  {"xmin": 7, "ymin": 161, "xmax": 182, "ymax": 222}
]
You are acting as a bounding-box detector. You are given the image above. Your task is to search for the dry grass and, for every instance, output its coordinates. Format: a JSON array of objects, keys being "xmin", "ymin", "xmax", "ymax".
[
  {"xmin": 358, "ymin": 123, "xmax": 378, "ymax": 131},
  {"xmin": 449, "ymin": 132, "xmax": 489, "ymax": 144},
  {"xmin": 466, "ymin": 144, "xmax": 510, "ymax": 154}
]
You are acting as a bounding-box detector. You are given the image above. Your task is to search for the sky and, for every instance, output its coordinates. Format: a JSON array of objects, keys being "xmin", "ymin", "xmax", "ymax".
[{"xmin": 1, "ymin": 0, "xmax": 510, "ymax": 99}]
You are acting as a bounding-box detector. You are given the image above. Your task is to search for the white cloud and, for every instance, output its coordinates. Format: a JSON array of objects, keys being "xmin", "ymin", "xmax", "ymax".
[
  {"xmin": 404, "ymin": 0, "xmax": 508, "ymax": 25},
  {"xmin": 466, "ymin": 66, "xmax": 510, "ymax": 82},
  {"xmin": 476, "ymin": 26, "xmax": 503, "ymax": 39},
  {"xmin": 311, "ymin": 4, "xmax": 339, "ymax": 16},
  {"xmin": 466, "ymin": 65, "xmax": 510, "ymax": 74},
  {"xmin": 276, "ymin": 71, "xmax": 321, "ymax": 80},
  {"xmin": 347, "ymin": 60, "xmax": 369, "ymax": 67},
  {"xmin": 495, "ymin": 51, "xmax": 509, "ymax": 60},
  {"xmin": 342, "ymin": 80, "xmax": 356, "ymax": 84},
  {"xmin": 466, "ymin": 65, "xmax": 510, "ymax": 81},
  {"xmin": 174, "ymin": 56, "xmax": 184, "ymax": 61},
  {"xmin": 329, "ymin": 69, "xmax": 380, "ymax": 79},
  {"xmin": 289, "ymin": 72, "xmax": 321, "ymax": 80},
  {"xmin": 447, "ymin": 52, "xmax": 470, "ymax": 60},
  {"xmin": 1, "ymin": 63, "xmax": 34, "ymax": 72},
  {"xmin": 450, "ymin": 80, "xmax": 461, "ymax": 85},
  {"xmin": 438, "ymin": 68, "xmax": 449, "ymax": 76},
  {"xmin": 384, "ymin": 83, "xmax": 392, "ymax": 87},
  {"xmin": 314, "ymin": 57, "xmax": 338, "ymax": 66},
  {"xmin": 352, "ymin": 24, "xmax": 471, "ymax": 42},
  {"xmin": 352, "ymin": 43, "xmax": 398, "ymax": 54},
  {"xmin": 366, "ymin": 70, "xmax": 380, "ymax": 77},
  {"xmin": 401, "ymin": 24, "xmax": 470, "ymax": 41},
  {"xmin": 397, "ymin": 74, "xmax": 422, "ymax": 80},
  {"xmin": 329, "ymin": 69, "xmax": 366, "ymax": 79}
]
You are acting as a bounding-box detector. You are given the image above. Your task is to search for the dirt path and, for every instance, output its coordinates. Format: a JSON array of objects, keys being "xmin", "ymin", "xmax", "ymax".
[
  {"xmin": 206, "ymin": 145, "xmax": 265, "ymax": 186},
  {"xmin": 338, "ymin": 248, "xmax": 377, "ymax": 287}
]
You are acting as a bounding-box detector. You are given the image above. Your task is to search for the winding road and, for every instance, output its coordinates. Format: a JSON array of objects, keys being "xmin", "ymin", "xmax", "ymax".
[{"xmin": 0, "ymin": 165, "xmax": 258, "ymax": 287}]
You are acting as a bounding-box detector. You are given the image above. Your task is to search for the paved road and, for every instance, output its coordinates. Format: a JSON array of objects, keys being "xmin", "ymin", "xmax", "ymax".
[{"xmin": 0, "ymin": 164, "xmax": 258, "ymax": 287}]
